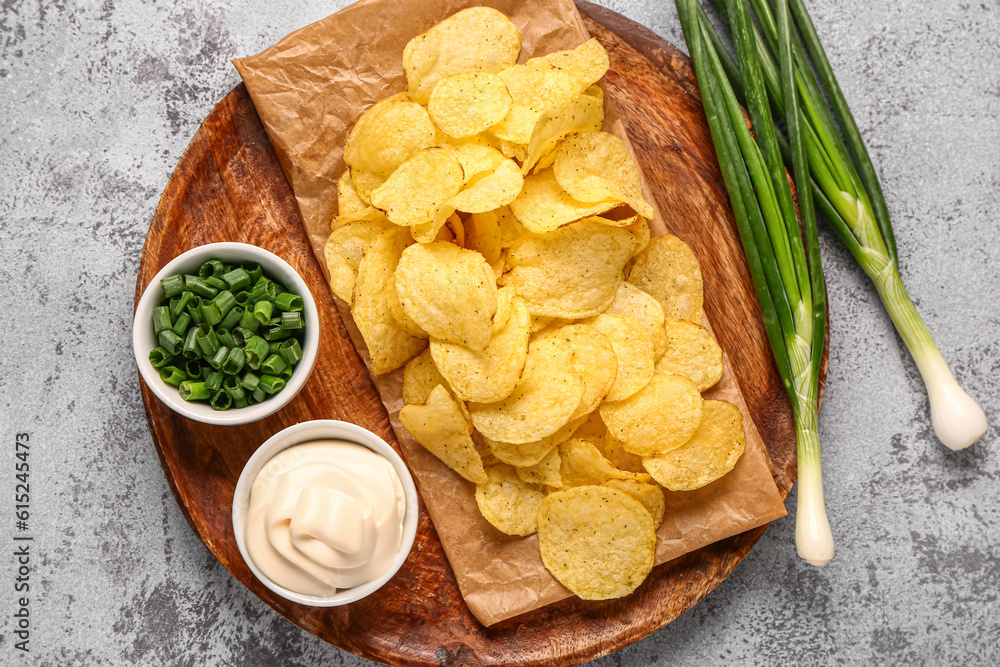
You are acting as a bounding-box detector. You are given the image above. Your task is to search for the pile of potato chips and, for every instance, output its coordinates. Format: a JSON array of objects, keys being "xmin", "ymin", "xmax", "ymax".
[{"xmin": 324, "ymin": 7, "xmax": 746, "ymax": 601}]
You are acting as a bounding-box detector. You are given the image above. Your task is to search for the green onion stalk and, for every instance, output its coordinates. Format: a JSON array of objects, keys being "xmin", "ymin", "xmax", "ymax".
[
  {"xmin": 701, "ymin": 0, "xmax": 988, "ymax": 451},
  {"xmin": 677, "ymin": 0, "xmax": 833, "ymax": 565}
]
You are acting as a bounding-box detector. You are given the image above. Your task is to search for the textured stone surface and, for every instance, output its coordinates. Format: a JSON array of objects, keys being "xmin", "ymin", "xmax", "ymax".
[{"xmin": 0, "ymin": 0, "xmax": 997, "ymax": 664}]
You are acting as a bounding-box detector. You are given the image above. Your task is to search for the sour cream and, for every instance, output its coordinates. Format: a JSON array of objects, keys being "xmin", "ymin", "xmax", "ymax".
[{"xmin": 244, "ymin": 439, "xmax": 406, "ymax": 596}]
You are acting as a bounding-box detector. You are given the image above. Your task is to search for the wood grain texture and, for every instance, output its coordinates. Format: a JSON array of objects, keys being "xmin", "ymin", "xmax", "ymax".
[{"xmin": 134, "ymin": 6, "xmax": 823, "ymax": 665}]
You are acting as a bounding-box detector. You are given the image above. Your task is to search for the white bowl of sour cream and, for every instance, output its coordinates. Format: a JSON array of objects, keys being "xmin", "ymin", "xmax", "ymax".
[{"xmin": 232, "ymin": 420, "xmax": 419, "ymax": 607}]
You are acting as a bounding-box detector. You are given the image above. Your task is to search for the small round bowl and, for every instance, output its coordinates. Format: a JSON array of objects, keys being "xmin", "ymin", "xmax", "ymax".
[
  {"xmin": 231, "ymin": 420, "xmax": 419, "ymax": 607},
  {"xmin": 133, "ymin": 242, "xmax": 319, "ymax": 426}
]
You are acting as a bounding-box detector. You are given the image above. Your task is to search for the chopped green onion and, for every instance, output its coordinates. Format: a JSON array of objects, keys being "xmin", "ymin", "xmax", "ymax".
[
  {"xmin": 232, "ymin": 326, "xmax": 254, "ymax": 348},
  {"xmin": 204, "ymin": 276, "xmax": 228, "ymax": 291},
  {"xmin": 251, "ymin": 387, "xmax": 266, "ymax": 403},
  {"xmin": 280, "ymin": 311, "xmax": 304, "ymax": 330},
  {"xmin": 148, "ymin": 347, "xmax": 173, "ymax": 369},
  {"xmin": 264, "ymin": 326, "xmax": 292, "ymax": 342},
  {"xmin": 278, "ymin": 364, "xmax": 293, "ymax": 381},
  {"xmin": 169, "ymin": 292, "xmax": 194, "ymax": 320},
  {"xmin": 223, "ymin": 348, "xmax": 247, "ymax": 375},
  {"xmin": 233, "ymin": 290, "xmax": 251, "ymax": 306},
  {"xmin": 186, "ymin": 295, "xmax": 205, "ymax": 325},
  {"xmin": 248, "ymin": 277, "xmax": 276, "ymax": 304},
  {"xmin": 159, "ymin": 366, "xmax": 187, "ymax": 388},
  {"xmin": 253, "ymin": 300, "xmax": 273, "ymax": 325},
  {"xmin": 216, "ymin": 328, "xmax": 237, "ymax": 350},
  {"xmin": 199, "ymin": 260, "xmax": 225, "ymax": 280},
  {"xmin": 209, "ymin": 345, "xmax": 230, "ymax": 371},
  {"xmin": 184, "ymin": 359, "xmax": 202, "ymax": 378},
  {"xmin": 152, "ymin": 306, "xmax": 172, "ymax": 335},
  {"xmin": 212, "ymin": 290, "xmax": 237, "ymax": 319},
  {"xmin": 240, "ymin": 372, "xmax": 260, "ymax": 392},
  {"xmin": 158, "ymin": 329, "xmax": 184, "ymax": 355},
  {"xmin": 245, "ymin": 336, "xmax": 269, "ymax": 370},
  {"xmin": 259, "ymin": 374, "xmax": 285, "ymax": 395},
  {"xmin": 204, "ymin": 370, "xmax": 223, "ymax": 392},
  {"xmin": 210, "ymin": 389, "xmax": 232, "ymax": 411},
  {"xmin": 222, "ymin": 267, "xmax": 251, "ymax": 292},
  {"xmin": 200, "ymin": 301, "xmax": 222, "ymax": 326},
  {"xmin": 195, "ymin": 325, "xmax": 221, "ymax": 357},
  {"xmin": 242, "ymin": 262, "xmax": 263, "ymax": 286},
  {"xmin": 239, "ymin": 306, "xmax": 261, "ymax": 332},
  {"xmin": 179, "ymin": 381, "xmax": 212, "ymax": 402},
  {"xmin": 160, "ymin": 274, "xmax": 185, "ymax": 299},
  {"xmin": 261, "ymin": 353, "xmax": 287, "ymax": 376},
  {"xmin": 274, "ymin": 292, "xmax": 303, "ymax": 312},
  {"xmin": 171, "ymin": 312, "xmax": 192, "ymax": 336},
  {"xmin": 278, "ymin": 339, "xmax": 303, "ymax": 366},
  {"xmin": 184, "ymin": 275, "xmax": 218, "ymax": 299},
  {"xmin": 219, "ymin": 305, "xmax": 244, "ymax": 332},
  {"xmin": 223, "ymin": 375, "xmax": 246, "ymax": 402}
]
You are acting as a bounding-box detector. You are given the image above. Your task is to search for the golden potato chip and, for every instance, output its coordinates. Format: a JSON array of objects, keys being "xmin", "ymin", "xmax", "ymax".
[
  {"xmin": 403, "ymin": 7, "xmax": 521, "ymax": 104},
  {"xmin": 559, "ymin": 437, "xmax": 651, "ymax": 488},
  {"xmin": 409, "ymin": 204, "xmax": 457, "ymax": 244},
  {"xmin": 396, "ymin": 241, "xmax": 497, "ymax": 350},
  {"xmin": 447, "ymin": 140, "xmax": 506, "ymax": 184},
  {"xmin": 552, "ymin": 131, "xmax": 654, "ymax": 219},
  {"xmin": 507, "ymin": 218, "xmax": 635, "ymax": 318},
  {"xmin": 522, "ymin": 92, "xmax": 605, "ymax": 174},
  {"xmin": 370, "ymin": 148, "xmax": 464, "ymax": 227},
  {"xmin": 625, "ymin": 215, "xmax": 650, "ymax": 257},
  {"xmin": 469, "ymin": 335, "xmax": 583, "ymax": 444},
  {"xmin": 336, "ymin": 170, "xmax": 381, "ymax": 223},
  {"xmin": 466, "ymin": 210, "xmax": 503, "ymax": 266},
  {"xmin": 385, "ymin": 271, "xmax": 428, "ymax": 339},
  {"xmin": 429, "ymin": 71, "xmax": 513, "ymax": 139},
  {"xmin": 498, "ymin": 139, "xmax": 528, "ymax": 162},
  {"xmin": 484, "ymin": 414, "xmax": 587, "ymax": 467},
  {"xmin": 601, "ymin": 479, "xmax": 665, "ymax": 528},
  {"xmin": 491, "ymin": 59, "xmax": 580, "ymax": 145},
  {"xmin": 448, "ymin": 158, "xmax": 524, "ymax": 214},
  {"xmin": 582, "ymin": 314, "xmax": 654, "ymax": 402},
  {"xmin": 323, "ymin": 219, "xmax": 389, "ymax": 304},
  {"xmin": 509, "ymin": 169, "xmax": 619, "ymax": 234},
  {"xmin": 399, "ymin": 385, "xmax": 487, "ymax": 484},
  {"xmin": 493, "ymin": 205, "xmax": 525, "ymax": 247},
  {"xmin": 600, "ymin": 374, "xmax": 704, "ymax": 456},
  {"xmin": 475, "ymin": 464, "xmax": 546, "ymax": 536},
  {"xmin": 545, "ymin": 324, "xmax": 617, "ymax": 420},
  {"xmin": 445, "ymin": 211, "xmax": 464, "ymax": 247},
  {"xmin": 490, "ymin": 284, "xmax": 516, "ymax": 334},
  {"xmin": 604, "ymin": 282, "xmax": 668, "ymax": 360},
  {"xmin": 516, "ymin": 447, "xmax": 563, "ymax": 488},
  {"xmin": 530, "ymin": 315, "xmax": 554, "ymax": 333},
  {"xmin": 573, "ymin": 410, "xmax": 607, "ymax": 440},
  {"xmin": 349, "ymin": 168, "xmax": 385, "ymax": 205},
  {"xmin": 344, "ymin": 98, "xmax": 437, "ymax": 178},
  {"xmin": 598, "ymin": 430, "xmax": 646, "ymax": 474},
  {"xmin": 473, "ymin": 433, "xmax": 500, "ymax": 468},
  {"xmin": 402, "ymin": 348, "xmax": 448, "ymax": 405},
  {"xmin": 655, "ymin": 320, "xmax": 723, "ymax": 391},
  {"xmin": 628, "ymin": 235, "xmax": 705, "ymax": 323},
  {"xmin": 537, "ymin": 486, "xmax": 655, "ymax": 600},
  {"xmin": 543, "ymin": 38, "xmax": 610, "ymax": 94},
  {"xmin": 352, "ymin": 227, "xmax": 427, "ymax": 374},
  {"xmin": 430, "ymin": 297, "xmax": 530, "ymax": 403},
  {"xmin": 642, "ymin": 400, "xmax": 745, "ymax": 491}
]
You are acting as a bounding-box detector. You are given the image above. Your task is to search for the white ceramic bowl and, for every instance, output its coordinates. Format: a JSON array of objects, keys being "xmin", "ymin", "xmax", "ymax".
[
  {"xmin": 133, "ymin": 242, "xmax": 319, "ymax": 425},
  {"xmin": 231, "ymin": 420, "xmax": 419, "ymax": 607}
]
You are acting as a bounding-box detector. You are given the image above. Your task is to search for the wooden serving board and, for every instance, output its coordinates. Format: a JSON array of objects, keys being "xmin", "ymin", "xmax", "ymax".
[{"xmin": 135, "ymin": 4, "xmax": 824, "ymax": 665}]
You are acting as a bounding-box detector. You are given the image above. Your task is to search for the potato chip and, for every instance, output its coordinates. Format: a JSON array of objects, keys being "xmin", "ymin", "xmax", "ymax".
[
  {"xmin": 323, "ymin": 219, "xmax": 389, "ymax": 304},
  {"xmin": 655, "ymin": 320, "xmax": 723, "ymax": 391},
  {"xmin": 399, "ymin": 385, "xmax": 487, "ymax": 484},
  {"xmin": 385, "ymin": 270, "xmax": 428, "ymax": 339},
  {"xmin": 498, "ymin": 139, "xmax": 528, "ymax": 163},
  {"xmin": 543, "ymin": 38, "xmax": 610, "ymax": 94},
  {"xmin": 445, "ymin": 211, "xmax": 464, "ymax": 247},
  {"xmin": 516, "ymin": 447, "xmax": 563, "ymax": 488},
  {"xmin": 484, "ymin": 415, "xmax": 587, "ymax": 467},
  {"xmin": 352, "ymin": 227, "xmax": 427, "ymax": 374},
  {"xmin": 601, "ymin": 479, "xmax": 665, "ymax": 528},
  {"xmin": 489, "ymin": 284, "xmax": 515, "ymax": 333},
  {"xmin": 402, "ymin": 348, "xmax": 449, "ymax": 405},
  {"xmin": 537, "ymin": 486, "xmax": 655, "ymax": 600},
  {"xmin": 509, "ymin": 169, "xmax": 619, "ymax": 234},
  {"xmin": 448, "ymin": 158, "xmax": 524, "ymax": 214},
  {"xmin": 522, "ymin": 92, "xmax": 604, "ymax": 174},
  {"xmin": 429, "ymin": 71, "xmax": 513, "ymax": 139},
  {"xmin": 642, "ymin": 400, "xmax": 745, "ymax": 491},
  {"xmin": 493, "ymin": 205, "xmax": 525, "ymax": 247},
  {"xmin": 490, "ymin": 59, "xmax": 580, "ymax": 146},
  {"xmin": 447, "ymin": 140, "xmax": 506, "ymax": 183},
  {"xmin": 625, "ymin": 215, "xmax": 650, "ymax": 257},
  {"xmin": 472, "ymin": 433, "xmax": 500, "ymax": 468},
  {"xmin": 628, "ymin": 235, "xmax": 705, "ymax": 323},
  {"xmin": 545, "ymin": 324, "xmax": 617, "ymax": 420},
  {"xmin": 403, "ymin": 7, "xmax": 521, "ymax": 104},
  {"xmin": 395, "ymin": 241, "xmax": 497, "ymax": 350},
  {"xmin": 600, "ymin": 374, "xmax": 704, "ymax": 456},
  {"xmin": 599, "ymin": 431, "xmax": 647, "ymax": 474},
  {"xmin": 582, "ymin": 314, "xmax": 654, "ymax": 402},
  {"xmin": 573, "ymin": 410, "xmax": 607, "ymax": 440},
  {"xmin": 559, "ymin": 437, "xmax": 651, "ymax": 488},
  {"xmin": 604, "ymin": 282, "xmax": 668, "ymax": 360},
  {"xmin": 530, "ymin": 315, "xmax": 554, "ymax": 333},
  {"xmin": 552, "ymin": 131, "xmax": 654, "ymax": 219},
  {"xmin": 507, "ymin": 218, "xmax": 635, "ymax": 318},
  {"xmin": 466, "ymin": 210, "xmax": 503, "ymax": 266},
  {"xmin": 409, "ymin": 204, "xmax": 457, "ymax": 244},
  {"xmin": 336, "ymin": 170, "xmax": 381, "ymax": 223},
  {"xmin": 469, "ymin": 335, "xmax": 583, "ymax": 444},
  {"xmin": 370, "ymin": 148, "xmax": 464, "ymax": 227},
  {"xmin": 344, "ymin": 98, "xmax": 437, "ymax": 178},
  {"xmin": 431, "ymin": 297, "xmax": 530, "ymax": 403},
  {"xmin": 349, "ymin": 168, "xmax": 385, "ymax": 205},
  {"xmin": 475, "ymin": 464, "xmax": 546, "ymax": 536}
]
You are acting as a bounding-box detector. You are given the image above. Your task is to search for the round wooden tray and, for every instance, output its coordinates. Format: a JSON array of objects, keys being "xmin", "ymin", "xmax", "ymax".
[{"xmin": 135, "ymin": 3, "xmax": 823, "ymax": 665}]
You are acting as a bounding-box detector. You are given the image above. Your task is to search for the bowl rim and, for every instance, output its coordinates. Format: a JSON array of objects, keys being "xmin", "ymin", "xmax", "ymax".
[
  {"xmin": 231, "ymin": 420, "xmax": 419, "ymax": 607},
  {"xmin": 133, "ymin": 242, "xmax": 319, "ymax": 426}
]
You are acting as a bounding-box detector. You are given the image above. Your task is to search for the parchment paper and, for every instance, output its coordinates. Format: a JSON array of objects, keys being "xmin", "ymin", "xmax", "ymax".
[{"xmin": 234, "ymin": 0, "xmax": 788, "ymax": 627}]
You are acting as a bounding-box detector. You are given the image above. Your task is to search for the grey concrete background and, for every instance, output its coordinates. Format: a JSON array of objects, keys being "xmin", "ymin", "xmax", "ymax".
[{"xmin": 1, "ymin": 0, "xmax": 997, "ymax": 664}]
